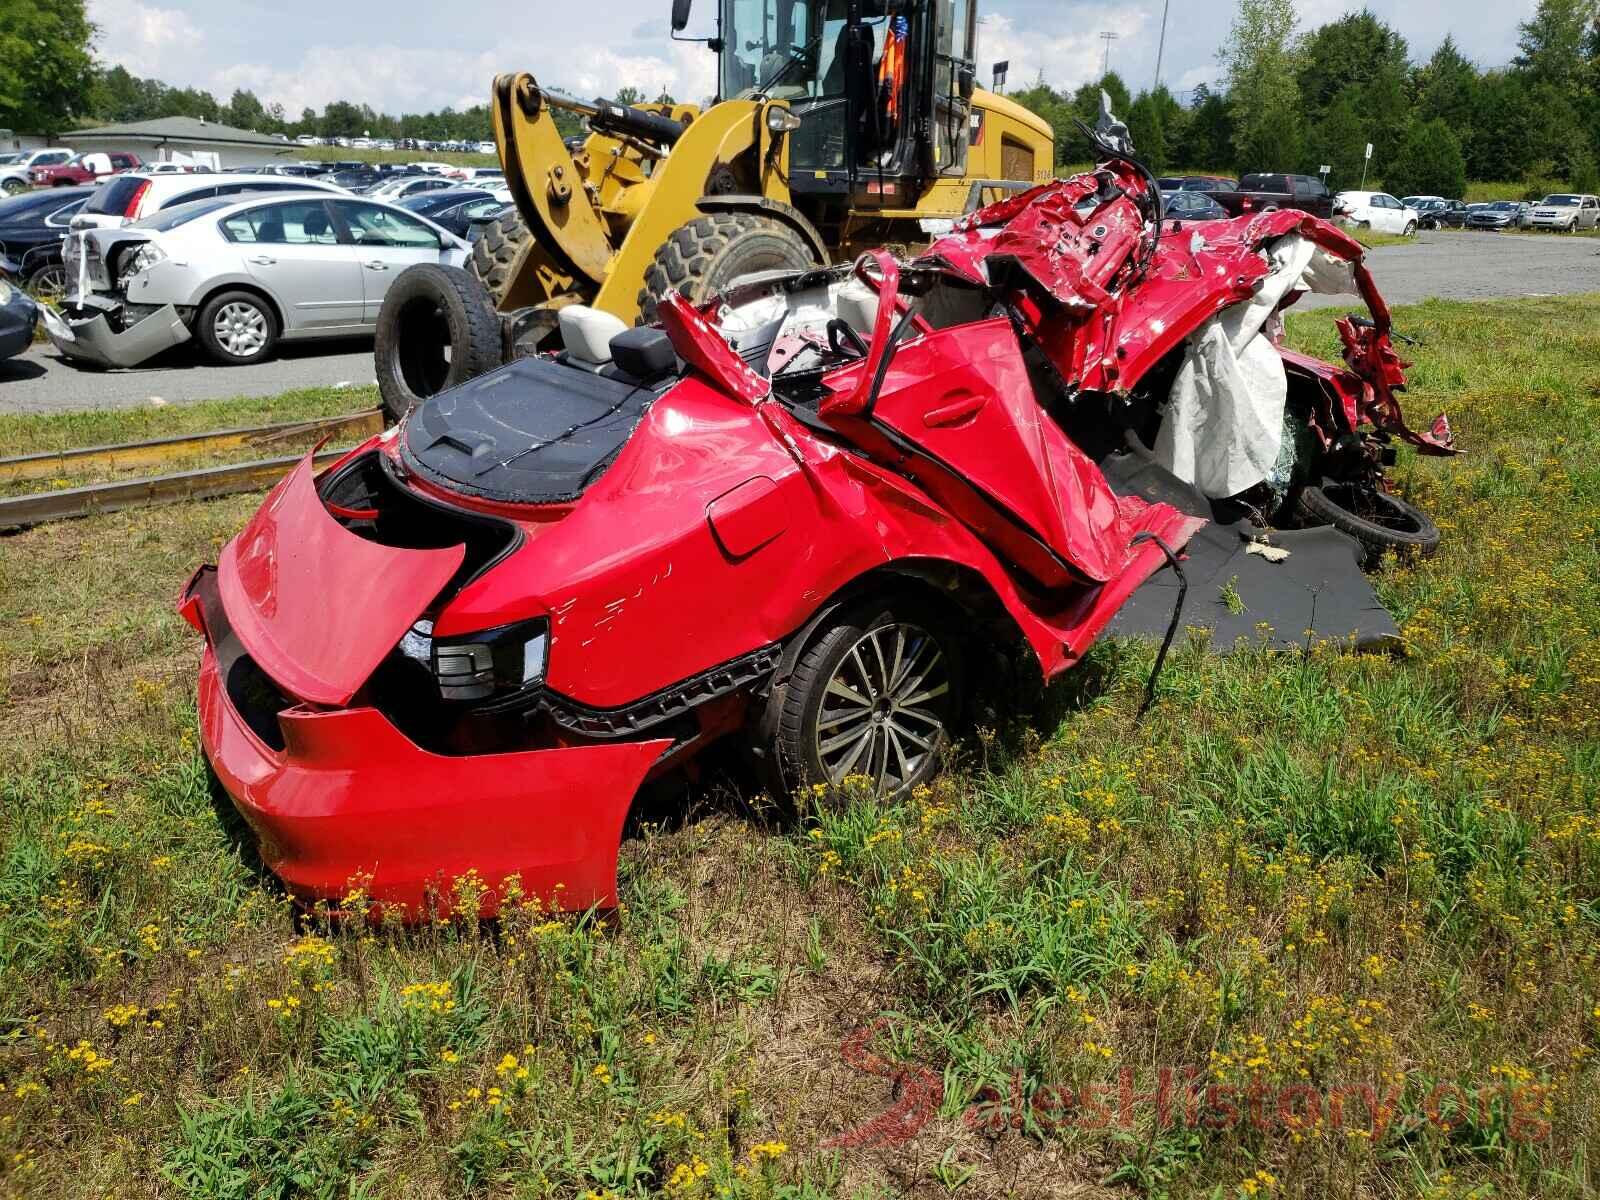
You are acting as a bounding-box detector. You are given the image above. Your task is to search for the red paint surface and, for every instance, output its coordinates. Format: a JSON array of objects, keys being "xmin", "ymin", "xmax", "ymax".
[
  {"xmin": 218, "ymin": 455, "xmax": 463, "ymax": 706},
  {"xmin": 189, "ymin": 168, "xmax": 1452, "ymax": 918},
  {"xmin": 197, "ymin": 643, "xmax": 668, "ymax": 916}
]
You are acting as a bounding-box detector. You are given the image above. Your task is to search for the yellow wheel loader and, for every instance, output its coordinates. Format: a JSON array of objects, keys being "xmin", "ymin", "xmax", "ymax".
[{"xmin": 375, "ymin": 0, "xmax": 1054, "ymax": 418}]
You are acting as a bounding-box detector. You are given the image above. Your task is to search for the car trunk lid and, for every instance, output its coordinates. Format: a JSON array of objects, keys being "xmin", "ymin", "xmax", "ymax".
[{"xmin": 216, "ymin": 452, "xmax": 465, "ymax": 706}]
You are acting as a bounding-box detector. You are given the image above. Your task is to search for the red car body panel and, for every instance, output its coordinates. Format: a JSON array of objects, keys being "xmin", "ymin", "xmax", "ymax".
[
  {"xmin": 196, "ymin": 643, "xmax": 668, "ymax": 912},
  {"xmin": 186, "ymin": 172, "xmax": 1448, "ymax": 919},
  {"xmin": 218, "ymin": 455, "xmax": 464, "ymax": 706}
]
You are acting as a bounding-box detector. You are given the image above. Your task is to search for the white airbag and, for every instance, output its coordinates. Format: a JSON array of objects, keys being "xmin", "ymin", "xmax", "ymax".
[{"xmin": 1155, "ymin": 234, "xmax": 1357, "ymax": 499}]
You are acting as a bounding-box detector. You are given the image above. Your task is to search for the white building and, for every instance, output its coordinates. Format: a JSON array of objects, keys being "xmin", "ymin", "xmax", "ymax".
[{"xmin": 68, "ymin": 116, "xmax": 295, "ymax": 169}]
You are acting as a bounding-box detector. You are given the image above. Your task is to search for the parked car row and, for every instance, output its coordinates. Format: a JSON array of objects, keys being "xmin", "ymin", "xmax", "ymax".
[
  {"xmin": 0, "ymin": 186, "xmax": 92, "ymax": 297},
  {"xmin": 0, "ymin": 147, "xmax": 77, "ymax": 194},
  {"xmin": 1333, "ymin": 191, "xmax": 1420, "ymax": 235},
  {"xmin": 38, "ymin": 191, "xmax": 472, "ymax": 368}
]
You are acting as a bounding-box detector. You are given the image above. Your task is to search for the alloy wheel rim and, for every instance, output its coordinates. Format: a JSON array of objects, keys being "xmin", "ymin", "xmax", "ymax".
[
  {"xmin": 214, "ymin": 301, "xmax": 267, "ymax": 357},
  {"xmin": 32, "ymin": 267, "xmax": 65, "ymax": 299},
  {"xmin": 815, "ymin": 622, "xmax": 950, "ymax": 793}
]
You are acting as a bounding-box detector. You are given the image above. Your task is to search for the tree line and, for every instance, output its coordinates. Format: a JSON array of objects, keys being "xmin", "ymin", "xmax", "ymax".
[
  {"xmin": 1007, "ymin": 0, "xmax": 1600, "ymax": 199},
  {"xmin": 6, "ymin": 0, "xmax": 1597, "ymax": 197}
]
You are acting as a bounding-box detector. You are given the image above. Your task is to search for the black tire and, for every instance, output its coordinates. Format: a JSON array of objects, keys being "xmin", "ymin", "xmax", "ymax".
[
  {"xmin": 638, "ymin": 212, "xmax": 818, "ymax": 325},
  {"xmin": 1295, "ymin": 481, "xmax": 1440, "ymax": 569},
  {"xmin": 1, "ymin": 178, "xmax": 25, "ymax": 196},
  {"xmin": 766, "ymin": 600, "xmax": 962, "ymax": 805},
  {"xmin": 1403, "ymin": 221, "xmax": 1417, "ymax": 236},
  {"xmin": 196, "ymin": 290, "xmax": 278, "ymax": 366},
  {"xmin": 374, "ymin": 263, "xmax": 502, "ymax": 423},
  {"xmin": 468, "ymin": 209, "xmax": 530, "ymax": 307},
  {"xmin": 25, "ymin": 261, "xmax": 66, "ymax": 301}
]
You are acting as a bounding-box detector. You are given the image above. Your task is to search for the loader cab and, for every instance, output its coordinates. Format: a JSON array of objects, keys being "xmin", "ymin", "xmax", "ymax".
[{"xmin": 712, "ymin": 0, "xmax": 977, "ymax": 209}]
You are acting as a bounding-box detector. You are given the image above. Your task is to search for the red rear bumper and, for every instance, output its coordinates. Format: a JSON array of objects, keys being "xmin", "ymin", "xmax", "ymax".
[{"xmin": 195, "ymin": 639, "xmax": 669, "ymax": 917}]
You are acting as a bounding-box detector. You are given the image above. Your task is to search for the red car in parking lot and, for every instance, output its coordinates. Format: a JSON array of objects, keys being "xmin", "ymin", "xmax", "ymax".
[
  {"xmin": 32, "ymin": 151, "xmax": 142, "ymax": 187},
  {"xmin": 183, "ymin": 124, "xmax": 1450, "ymax": 919}
]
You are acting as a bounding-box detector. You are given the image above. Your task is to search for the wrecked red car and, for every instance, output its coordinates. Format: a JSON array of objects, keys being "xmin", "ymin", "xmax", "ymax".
[{"xmin": 181, "ymin": 120, "xmax": 1452, "ymax": 918}]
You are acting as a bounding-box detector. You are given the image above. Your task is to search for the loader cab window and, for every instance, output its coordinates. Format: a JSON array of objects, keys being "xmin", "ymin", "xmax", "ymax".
[
  {"xmin": 726, "ymin": 0, "xmax": 924, "ymax": 191},
  {"xmin": 933, "ymin": 0, "xmax": 975, "ymax": 176},
  {"xmin": 721, "ymin": 0, "xmax": 825, "ymax": 100}
]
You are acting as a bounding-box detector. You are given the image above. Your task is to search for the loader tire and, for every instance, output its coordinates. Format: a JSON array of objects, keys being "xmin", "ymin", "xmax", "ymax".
[
  {"xmin": 469, "ymin": 209, "xmax": 532, "ymax": 308},
  {"xmin": 1294, "ymin": 481, "xmax": 1440, "ymax": 570},
  {"xmin": 375, "ymin": 263, "xmax": 502, "ymax": 423},
  {"xmin": 637, "ymin": 213, "xmax": 819, "ymax": 325}
]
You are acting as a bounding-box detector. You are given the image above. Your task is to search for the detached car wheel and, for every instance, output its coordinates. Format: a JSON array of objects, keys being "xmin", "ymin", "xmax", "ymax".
[
  {"xmin": 1295, "ymin": 481, "xmax": 1440, "ymax": 569},
  {"xmin": 197, "ymin": 290, "xmax": 277, "ymax": 365},
  {"xmin": 375, "ymin": 263, "xmax": 502, "ymax": 423},
  {"xmin": 771, "ymin": 602, "xmax": 962, "ymax": 803}
]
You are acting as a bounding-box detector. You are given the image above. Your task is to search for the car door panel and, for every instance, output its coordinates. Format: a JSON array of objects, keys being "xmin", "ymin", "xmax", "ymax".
[
  {"xmin": 332, "ymin": 200, "xmax": 453, "ymax": 320},
  {"xmin": 225, "ymin": 200, "xmax": 364, "ymax": 331},
  {"xmin": 844, "ymin": 317, "xmax": 1130, "ymax": 588}
]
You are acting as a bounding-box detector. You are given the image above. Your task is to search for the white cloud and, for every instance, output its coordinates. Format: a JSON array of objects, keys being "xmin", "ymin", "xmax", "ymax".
[
  {"xmin": 976, "ymin": 7, "xmax": 1151, "ymax": 94},
  {"xmin": 89, "ymin": 0, "xmax": 719, "ymax": 117},
  {"xmin": 85, "ymin": 0, "xmax": 1544, "ymax": 121},
  {"xmin": 90, "ymin": 0, "xmax": 205, "ymax": 78}
]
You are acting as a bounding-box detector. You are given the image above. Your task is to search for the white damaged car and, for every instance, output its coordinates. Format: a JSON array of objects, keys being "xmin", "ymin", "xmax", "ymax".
[{"xmin": 43, "ymin": 192, "xmax": 468, "ymax": 368}]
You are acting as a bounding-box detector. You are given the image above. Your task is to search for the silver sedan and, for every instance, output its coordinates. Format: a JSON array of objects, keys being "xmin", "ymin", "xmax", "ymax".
[{"xmin": 44, "ymin": 191, "xmax": 469, "ymax": 367}]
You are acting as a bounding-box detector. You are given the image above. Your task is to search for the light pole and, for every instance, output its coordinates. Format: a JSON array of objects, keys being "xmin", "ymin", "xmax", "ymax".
[
  {"xmin": 1099, "ymin": 31, "xmax": 1119, "ymax": 78},
  {"xmin": 1153, "ymin": 0, "xmax": 1171, "ymax": 90}
]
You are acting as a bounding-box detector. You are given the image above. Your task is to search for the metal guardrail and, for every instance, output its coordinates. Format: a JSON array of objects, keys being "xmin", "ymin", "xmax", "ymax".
[
  {"xmin": 0, "ymin": 408, "xmax": 382, "ymax": 484},
  {"xmin": 0, "ymin": 450, "xmax": 350, "ymax": 530},
  {"xmin": 0, "ymin": 408, "xmax": 383, "ymax": 530}
]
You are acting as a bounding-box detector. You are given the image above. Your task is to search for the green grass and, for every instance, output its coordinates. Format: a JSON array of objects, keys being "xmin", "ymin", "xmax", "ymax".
[
  {"xmin": 0, "ymin": 384, "xmax": 378, "ymax": 456},
  {"xmin": 2, "ymin": 298, "xmax": 1600, "ymax": 1197}
]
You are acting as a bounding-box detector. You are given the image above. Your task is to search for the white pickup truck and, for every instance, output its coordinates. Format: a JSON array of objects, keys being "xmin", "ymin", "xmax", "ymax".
[{"xmin": 0, "ymin": 147, "xmax": 76, "ymax": 195}]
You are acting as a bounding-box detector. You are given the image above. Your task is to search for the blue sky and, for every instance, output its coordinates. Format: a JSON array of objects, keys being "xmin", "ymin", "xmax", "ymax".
[{"xmin": 87, "ymin": 0, "xmax": 1542, "ymax": 118}]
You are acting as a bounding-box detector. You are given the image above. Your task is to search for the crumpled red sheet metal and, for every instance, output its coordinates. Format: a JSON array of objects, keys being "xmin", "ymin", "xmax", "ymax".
[{"xmin": 922, "ymin": 181, "xmax": 1457, "ymax": 457}]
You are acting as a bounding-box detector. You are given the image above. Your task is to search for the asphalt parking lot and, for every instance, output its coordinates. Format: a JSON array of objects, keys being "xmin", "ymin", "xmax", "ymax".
[
  {"xmin": 1, "ymin": 231, "xmax": 1596, "ymax": 415},
  {"xmin": 1295, "ymin": 228, "xmax": 1600, "ymax": 310},
  {"xmin": 0, "ymin": 335, "xmax": 376, "ymax": 414}
]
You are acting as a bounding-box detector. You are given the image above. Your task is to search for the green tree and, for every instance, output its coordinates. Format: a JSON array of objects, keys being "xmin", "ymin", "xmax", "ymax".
[
  {"xmin": 1221, "ymin": 0, "xmax": 1304, "ymax": 172},
  {"xmin": 1069, "ymin": 72, "xmax": 1133, "ymax": 129},
  {"xmin": 1172, "ymin": 84, "xmax": 1234, "ymax": 171},
  {"xmin": 1467, "ymin": 71, "xmax": 1541, "ymax": 179},
  {"xmin": 1385, "ymin": 117, "xmax": 1467, "ymax": 199},
  {"xmin": 1414, "ymin": 35, "xmax": 1480, "ymax": 137},
  {"xmin": 0, "ymin": 0, "xmax": 95, "ymax": 132},
  {"xmin": 1295, "ymin": 9, "xmax": 1409, "ymax": 125},
  {"xmin": 1126, "ymin": 91, "xmax": 1166, "ymax": 167},
  {"xmin": 226, "ymin": 88, "xmax": 267, "ymax": 131},
  {"xmin": 1358, "ymin": 62, "xmax": 1412, "ymax": 180},
  {"xmin": 1515, "ymin": 0, "xmax": 1598, "ymax": 90},
  {"xmin": 1304, "ymin": 86, "xmax": 1367, "ymax": 189},
  {"xmin": 320, "ymin": 100, "xmax": 365, "ymax": 138}
]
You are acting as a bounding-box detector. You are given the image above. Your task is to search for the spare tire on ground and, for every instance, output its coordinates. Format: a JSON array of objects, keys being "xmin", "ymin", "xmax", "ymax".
[
  {"xmin": 1294, "ymin": 480, "xmax": 1440, "ymax": 569},
  {"xmin": 374, "ymin": 263, "xmax": 503, "ymax": 423}
]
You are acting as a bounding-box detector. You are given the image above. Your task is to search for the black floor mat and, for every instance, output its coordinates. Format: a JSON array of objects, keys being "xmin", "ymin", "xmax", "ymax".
[{"xmin": 1099, "ymin": 442, "xmax": 1400, "ymax": 653}]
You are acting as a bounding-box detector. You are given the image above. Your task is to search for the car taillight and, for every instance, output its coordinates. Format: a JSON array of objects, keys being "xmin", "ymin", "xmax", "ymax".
[
  {"xmin": 402, "ymin": 618, "xmax": 551, "ymax": 702},
  {"xmin": 124, "ymin": 179, "xmax": 152, "ymax": 218}
]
